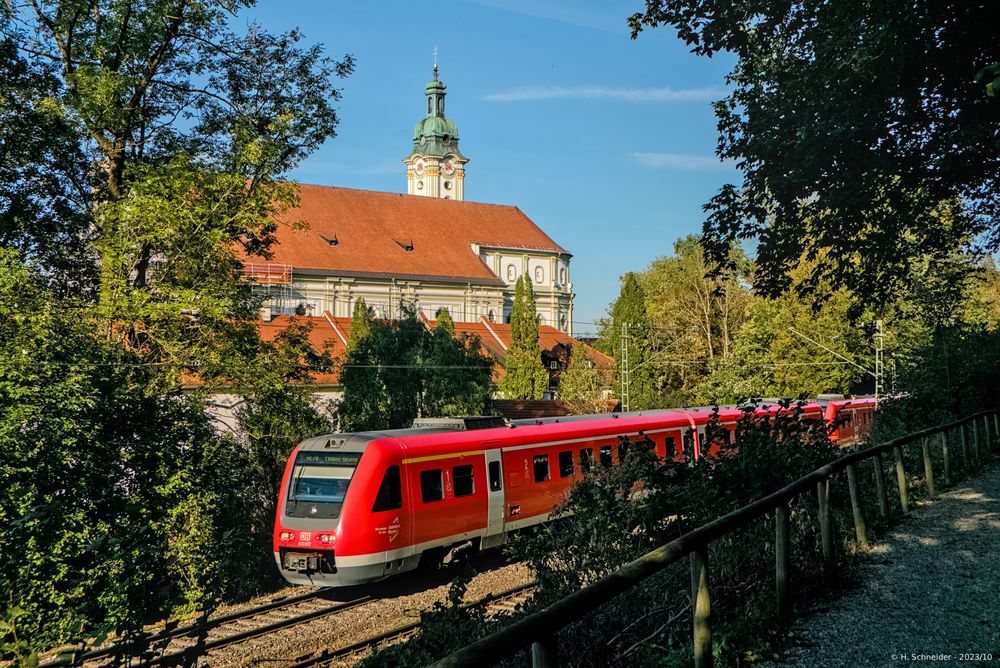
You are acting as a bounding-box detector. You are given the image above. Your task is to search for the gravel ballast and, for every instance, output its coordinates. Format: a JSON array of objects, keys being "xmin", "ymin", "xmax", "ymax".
[{"xmin": 773, "ymin": 464, "xmax": 1000, "ymax": 667}]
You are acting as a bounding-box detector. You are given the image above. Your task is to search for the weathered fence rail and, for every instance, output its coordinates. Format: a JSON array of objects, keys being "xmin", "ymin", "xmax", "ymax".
[{"xmin": 429, "ymin": 410, "xmax": 998, "ymax": 668}]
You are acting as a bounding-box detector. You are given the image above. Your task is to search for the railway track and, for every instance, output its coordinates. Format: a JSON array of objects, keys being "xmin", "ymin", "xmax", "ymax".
[
  {"xmin": 278, "ymin": 581, "xmax": 537, "ymax": 667},
  {"xmin": 47, "ymin": 588, "xmax": 372, "ymax": 667}
]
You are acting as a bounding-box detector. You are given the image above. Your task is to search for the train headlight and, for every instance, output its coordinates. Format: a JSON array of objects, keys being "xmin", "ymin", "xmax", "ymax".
[
  {"xmin": 318, "ymin": 533, "xmax": 337, "ymax": 545},
  {"xmin": 280, "ymin": 531, "xmax": 295, "ymax": 542}
]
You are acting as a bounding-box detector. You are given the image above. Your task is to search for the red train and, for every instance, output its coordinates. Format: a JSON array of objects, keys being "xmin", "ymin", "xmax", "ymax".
[{"xmin": 274, "ymin": 396, "xmax": 877, "ymax": 586}]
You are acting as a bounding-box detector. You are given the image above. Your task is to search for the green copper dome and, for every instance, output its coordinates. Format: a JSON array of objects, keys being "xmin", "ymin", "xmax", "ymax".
[{"xmin": 406, "ymin": 66, "xmax": 467, "ymax": 161}]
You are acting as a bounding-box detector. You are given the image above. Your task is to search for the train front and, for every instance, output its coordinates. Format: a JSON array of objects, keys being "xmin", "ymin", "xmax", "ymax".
[{"xmin": 273, "ymin": 433, "xmax": 398, "ymax": 587}]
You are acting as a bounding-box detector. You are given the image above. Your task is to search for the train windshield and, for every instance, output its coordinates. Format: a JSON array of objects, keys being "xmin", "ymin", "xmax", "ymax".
[{"xmin": 289, "ymin": 451, "xmax": 362, "ymax": 504}]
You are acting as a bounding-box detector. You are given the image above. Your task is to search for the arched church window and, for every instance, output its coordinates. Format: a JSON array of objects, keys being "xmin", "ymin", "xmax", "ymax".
[
  {"xmin": 534, "ymin": 267, "xmax": 544, "ymax": 283},
  {"xmin": 488, "ymin": 310, "xmax": 496, "ymax": 322},
  {"xmin": 417, "ymin": 180, "xmax": 424, "ymax": 190},
  {"xmin": 444, "ymin": 181, "xmax": 452, "ymax": 190},
  {"xmin": 560, "ymin": 268, "xmax": 566, "ymax": 284},
  {"xmin": 560, "ymin": 313, "xmax": 568, "ymax": 329},
  {"xmin": 427, "ymin": 97, "xmax": 432, "ymax": 114},
  {"xmin": 438, "ymin": 98, "xmax": 445, "ymax": 114},
  {"xmin": 506, "ymin": 265, "xmax": 516, "ymax": 281}
]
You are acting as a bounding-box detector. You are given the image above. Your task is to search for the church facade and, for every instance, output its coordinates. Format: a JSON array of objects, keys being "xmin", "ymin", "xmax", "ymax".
[{"xmin": 245, "ymin": 67, "xmax": 575, "ymax": 333}]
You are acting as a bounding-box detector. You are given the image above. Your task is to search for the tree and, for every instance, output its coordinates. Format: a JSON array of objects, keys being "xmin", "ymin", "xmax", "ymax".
[
  {"xmin": 639, "ymin": 235, "xmax": 751, "ymax": 403},
  {"xmin": 500, "ymin": 275, "xmax": 548, "ymax": 399},
  {"xmin": 0, "ymin": 250, "xmax": 266, "ymax": 650},
  {"xmin": 422, "ymin": 308, "xmax": 495, "ymax": 417},
  {"xmin": 629, "ymin": 1, "xmax": 999, "ymax": 310},
  {"xmin": 557, "ymin": 344, "xmax": 609, "ymax": 414},
  {"xmin": 339, "ymin": 308, "xmax": 496, "ymax": 431},
  {"xmin": 598, "ymin": 272, "xmax": 656, "ymax": 409},
  {"xmin": 348, "ymin": 297, "xmax": 372, "ymax": 351},
  {"xmin": 3, "ymin": 0, "xmax": 354, "ymax": 372},
  {"xmin": 0, "ymin": 32, "xmax": 92, "ymax": 290}
]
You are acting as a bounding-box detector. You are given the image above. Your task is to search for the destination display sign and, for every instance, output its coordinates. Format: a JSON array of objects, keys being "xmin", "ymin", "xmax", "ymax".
[{"xmin": 295, "ymin": 451, "xmax": 363, "ymax": 466}]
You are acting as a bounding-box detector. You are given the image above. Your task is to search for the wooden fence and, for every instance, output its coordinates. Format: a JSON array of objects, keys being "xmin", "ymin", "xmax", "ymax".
[{"xmin": 429, "ymin": 410, "xmax": 999, "ymax": 668}]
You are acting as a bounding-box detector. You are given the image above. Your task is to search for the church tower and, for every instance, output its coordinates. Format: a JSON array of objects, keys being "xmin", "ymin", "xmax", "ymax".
[{"xmin": 403, "ymin": 65, "xmax": 468, "ymax": 201}]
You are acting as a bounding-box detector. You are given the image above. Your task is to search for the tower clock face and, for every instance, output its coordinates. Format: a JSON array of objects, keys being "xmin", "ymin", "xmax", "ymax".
[
  {"xmin": 443, "ymin": 160, "xmax": 455, "ymax": 175},
  {"xmin": 415, "ymin": 160, "xmax": 425, "ymax": 175}
]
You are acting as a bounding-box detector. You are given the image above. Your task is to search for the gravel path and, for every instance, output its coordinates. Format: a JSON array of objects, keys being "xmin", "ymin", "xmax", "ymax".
[{"xmin": 773, "ymin": 464, "xmax": 1000, "ymax": 667}]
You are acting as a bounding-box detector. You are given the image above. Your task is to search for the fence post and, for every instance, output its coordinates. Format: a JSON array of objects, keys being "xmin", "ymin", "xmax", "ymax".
[
  {"xmin": 921, "ymin": 438, "xmax": 936, "ymax": 498},
  {"xmin": 993, "ymin": 413, "xmax": 999, "ymax": 450},
  {"xmin": 531, "ymin": 635, "xmax": 559, "ymax": 668},
  {"xmin": 985, "ymin": 415, "xmax": 994, "ymax": 454},
  {"xmin": 893, "ymin": 446, "xmax": 909, "ymax": 514},
  {"xmin": 845, "ymin": 463, "xmax": 869, "ymax": 549},
  {"xmin": 972, "ymin": 420, "xmax": 981, "ymax": 463},
  {"xmin": 872, "ymin": 453, "xmax": 890, "ymax": 519},
  {"xmin": 960, "ymin": 424, "xmax": 969, "ymax": 468},
  {"xmin": 775, "ymin": 503, "xmax": 790, "ymax": 623},
  {"xmin": 817, "ymin": 479, "xmax": 833, "ymax": 562},
  {"xmin": 691, "ymin": 548, "xmax": 712, "ymax": 668},
  {"xmin": 941, "ymin": 431, "xmax": 951, "ymax": 486}
]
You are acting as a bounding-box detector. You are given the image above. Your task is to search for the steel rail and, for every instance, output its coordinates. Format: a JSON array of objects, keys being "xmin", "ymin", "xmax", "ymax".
[
  {"xmin": 143, "ymin": 595, "xmax": 373, "ymax": 667},
  {"xmin": 41, "ymin": 589, "xmax": 329, "ymax": 666},
  {"xmin": 282, "ymin": 581, "xmax": 538, "ymax": 668}
]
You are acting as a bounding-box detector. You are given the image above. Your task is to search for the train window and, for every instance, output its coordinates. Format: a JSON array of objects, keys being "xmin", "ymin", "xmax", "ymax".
[
  {"xmin": 580, "ymin": 448, "xmax": 593, "ymax": 471},
  {"xmin": 372, "ymin": 465, "xmax": 402, "ymax": 512},
  {"xmin": 533, "ymin": 455, "xmax": 550, "ymax": 482},
  {"xmin": 420, "ymin": 469, "xmax": 443, "ymax": 503},
  {"xmin": 558, "ymin": 451, "xmax": 574, "ymax": 478},
  {"xmin": 453, "ymin": 465, "xmax": 474, "ymax": 497},
  {"xmin": 488, "ymin": 461, "xmax": 502, "ymax": 491},
  {"xmin": 599, "ymin": 446, "xmax": 613, "ymax": 467}
]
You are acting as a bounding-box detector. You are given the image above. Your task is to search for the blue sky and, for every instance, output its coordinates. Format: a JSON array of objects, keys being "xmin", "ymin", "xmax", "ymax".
[{"xmin": 251, "ymin": 1, "xmax": 737, "ymax": 335}]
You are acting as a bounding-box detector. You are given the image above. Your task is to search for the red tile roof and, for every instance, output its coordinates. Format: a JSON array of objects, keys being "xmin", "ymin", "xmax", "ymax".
[
  {"xmin": 251, "ymin": 184, "xmax": 568, "ymax": 284},
  {"xmin": 258, "ymin": 314, "xmax": 352, "ymax": 386},
  {"xmin": 186, "ymin": 313, "xmax": 608, "ymax": 390},
  {"xmin": 448, "ymin": 318, "xmax": 614, "ymax": 370}
]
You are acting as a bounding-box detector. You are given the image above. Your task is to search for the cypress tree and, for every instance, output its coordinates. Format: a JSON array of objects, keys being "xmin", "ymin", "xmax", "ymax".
[
  {"xmin": 435, "ymin": 307, "xmax": 455, "ymax": 335},
  {"xmin": 609, "ymin": 272, "xmax": 656, "ymax": 409},
  {"xmin": 348, "ymin": 297, "xmax": 372, "ymax": 351},
  {"xmin": 501, "ymin": 275, "xmax": 549, "ymax": 399}
]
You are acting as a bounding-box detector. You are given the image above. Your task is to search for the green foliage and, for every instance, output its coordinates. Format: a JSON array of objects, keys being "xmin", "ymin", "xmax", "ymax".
[
  {"xmin": 500, "ymin": 276, "xmax": 548, "ymax": 400},
  {"xmin": 4, "ymin": 0, "xmax": 354, "ymax": 374},
  {"xmin": 0, "ymin": 33, "xmax": 93, "ymax": 289},
  {"xmin": 702, "ymin": 274, "xmax": 868, "ymax": 403},
  {"xmin": 423, "ymin": 309, "xmax": 495, "ymax": 417},
  {"xmin": 348, "ymin": 297, "xmax": 373, "ymax": 351},
  {"xmin": 557, "ymin": 343, "xmax": 609, "ymax": 414},
  {"xmin": 0, "ymin": 251, "xmax": 271, "ymax": 649},
  {"xmin": 339, "ymin": 308, "xmax": 495, "ymax": 431},
  {"xmin": 629, "ymin": 1, "xmax": 998, "ymax": 309},
  {"xmin": 639, "ymin": 236, "xmax": 751, "ymax": 404},
  {"xmin": 1, "ymin": 1, "xmax": 355, "ymax": 655},
  {"xmin": 598, "ymin": 272, "xmax": 657, "ymax": 408}
]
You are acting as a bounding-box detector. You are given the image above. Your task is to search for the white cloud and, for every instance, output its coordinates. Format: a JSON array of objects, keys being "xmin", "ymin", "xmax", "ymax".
[
  {"xmin": 631, "ymin": 152, "xmax": 735, "ymax": 171},
  {"xmin": 482, "ymin": 85, "xmax": 723, "ymax": 103},
  {"xmin": 459, "ymin": 0, "xmax": 622, "ymax": 33}
]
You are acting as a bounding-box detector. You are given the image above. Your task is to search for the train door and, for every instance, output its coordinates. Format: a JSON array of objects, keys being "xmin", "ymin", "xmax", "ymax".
[{"xmin": 481, "ymin": 449, "xmax": 506, "ymax": 549}]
